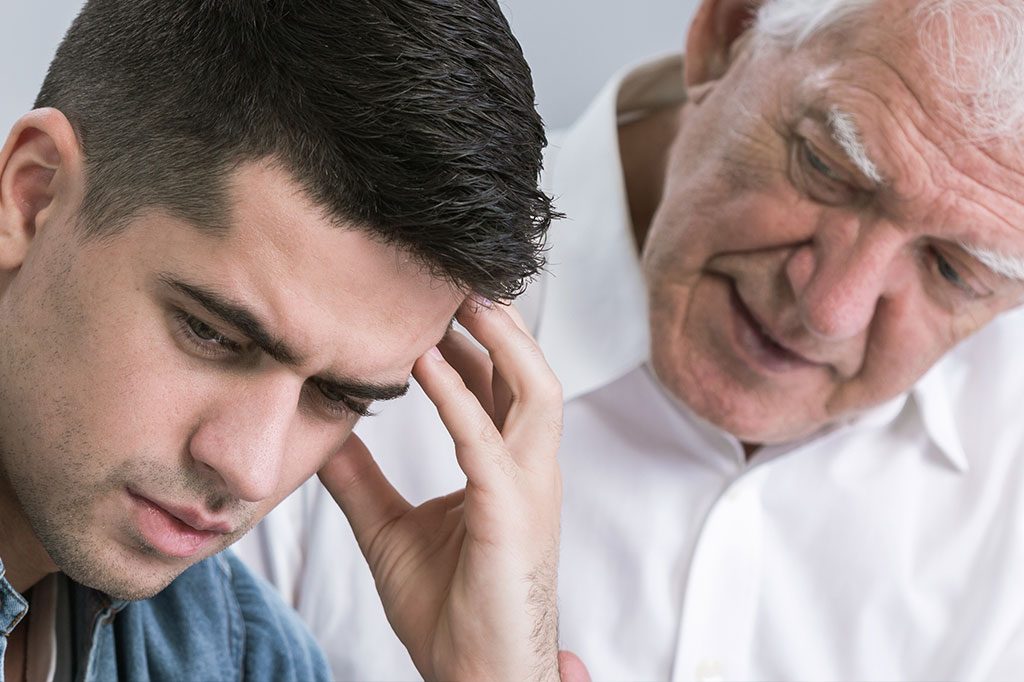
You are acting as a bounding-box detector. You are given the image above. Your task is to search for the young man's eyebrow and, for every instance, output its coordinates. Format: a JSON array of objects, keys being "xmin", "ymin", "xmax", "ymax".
[
  {"xmin": 161, "ymin": 274, "xmax": 302, "ymax": 364},
  {"xmin": 159, "ymin": 273, "xmax": 411, "ymax": 402}
]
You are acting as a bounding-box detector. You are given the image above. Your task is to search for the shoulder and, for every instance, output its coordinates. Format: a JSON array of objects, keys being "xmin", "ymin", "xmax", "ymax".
[
  {"xmin": 117, "ymin": 551, "xmax": 330, "ymax": 680},
  {"xmin": 219, "ymin": 550, "xmax": 332, "ymax": 681}
]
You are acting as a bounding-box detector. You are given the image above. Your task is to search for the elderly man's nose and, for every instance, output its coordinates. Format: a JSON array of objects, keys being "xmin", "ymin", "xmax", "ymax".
[{"xmin": 786, "ymin": 238, "xmax": 894, "ymax": 341}]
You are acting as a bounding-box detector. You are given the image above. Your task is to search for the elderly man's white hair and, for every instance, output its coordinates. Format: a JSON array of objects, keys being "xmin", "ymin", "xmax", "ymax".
[{"xmin": 754, "ymin": 0, "xmax": 1024, "ymax": 142}]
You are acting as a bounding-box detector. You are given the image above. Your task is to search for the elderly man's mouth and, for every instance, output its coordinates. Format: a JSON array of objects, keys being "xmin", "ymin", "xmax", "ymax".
[{"xmin": 727, "ymin": 285, "xmax": 821, "ymax": 374}]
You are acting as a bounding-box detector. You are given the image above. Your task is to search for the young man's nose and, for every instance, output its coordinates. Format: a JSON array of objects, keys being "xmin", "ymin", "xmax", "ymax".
[
  {"xmin": 188, "ymin": 378, "xmax": 298, "ymax": 503},
  {"xmin": 785, "ymin": 217, "xmax": 903, "ymax": 341}
]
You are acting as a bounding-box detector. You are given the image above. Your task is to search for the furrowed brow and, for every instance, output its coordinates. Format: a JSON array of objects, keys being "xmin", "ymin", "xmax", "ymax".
[
  {"xmin": 317, "ymin": 376, "xmax": 410, "ymax": 402},
  {"xmin": 161, "ymin": 273, "xmax": 414, "ymax": 402},
  {"xmin": 960, "ymin": 243, "xmax": 1024, "ymax": 282},
  {"xmin": 160, "ymin": 274, "xmax": 301, "ymax": 365},
  {"xmin": 828, "ymin": 108, "xmax": 885, "ymax": 185}
]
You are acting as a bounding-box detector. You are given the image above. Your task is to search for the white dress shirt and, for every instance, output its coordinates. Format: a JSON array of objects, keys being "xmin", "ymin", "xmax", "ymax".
[{"xmin": 234, "ymin": 55, "xmax": 1024, "ymax": 681}]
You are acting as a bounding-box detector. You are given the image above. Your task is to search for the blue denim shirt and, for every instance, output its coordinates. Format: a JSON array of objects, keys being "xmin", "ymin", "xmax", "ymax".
[{"xmin": 0, "ymin": 551, "xmax": 329, "ymax": 681}]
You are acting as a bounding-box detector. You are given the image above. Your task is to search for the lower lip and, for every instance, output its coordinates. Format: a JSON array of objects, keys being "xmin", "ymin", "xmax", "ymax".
[
  {"xmin": 128, "ymin": 492, "xmax": 221, "ymax": 559},
  {"xmin": 728, "ymin": 285, "xmax": 814, "ymax": 374}
]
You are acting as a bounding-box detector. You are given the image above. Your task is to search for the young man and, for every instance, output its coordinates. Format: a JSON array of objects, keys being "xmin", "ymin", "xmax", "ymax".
[
  {"xmin": 0, "ymin": 0, "xmax": 576, "ymax": 679},
  {"xmin": 240, "ymin": 0, "xmax": 1024, "ymax": 679}
]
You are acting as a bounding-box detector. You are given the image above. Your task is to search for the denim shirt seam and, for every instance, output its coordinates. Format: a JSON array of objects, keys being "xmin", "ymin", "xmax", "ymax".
[
  {"xmin": 213, "ymin": 553, "xmax": 246, "ymax": 677},
  {"xmin": 0, "ymin": 574, "xmax": 28, "ymax": 636}
]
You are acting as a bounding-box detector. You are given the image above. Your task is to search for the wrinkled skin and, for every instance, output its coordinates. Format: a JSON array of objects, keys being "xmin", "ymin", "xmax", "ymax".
[{"xmin": 637, "ymin": 0, "xmax": 1024, "ymax": 445}]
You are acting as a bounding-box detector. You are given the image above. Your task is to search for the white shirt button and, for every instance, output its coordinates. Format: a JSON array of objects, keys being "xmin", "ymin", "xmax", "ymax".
[{"xmin": 695, "ymin": 658, "xmax": 724, "ymax": 682}]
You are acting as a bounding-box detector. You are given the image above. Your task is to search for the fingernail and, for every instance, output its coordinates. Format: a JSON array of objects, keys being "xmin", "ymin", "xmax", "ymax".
[
  {"xmin": 469, "ymin": 294, "xmax": 494, "ymax": 310},
  {"xmin": 426, "ymin": 346, "xmax": 443, "ymax": 361}
]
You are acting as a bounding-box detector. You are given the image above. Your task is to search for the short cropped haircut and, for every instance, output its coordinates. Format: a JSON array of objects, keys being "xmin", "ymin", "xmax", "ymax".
[{"xmin": 35, "ymin": 0, "xmax": 555, "ymax": 300}]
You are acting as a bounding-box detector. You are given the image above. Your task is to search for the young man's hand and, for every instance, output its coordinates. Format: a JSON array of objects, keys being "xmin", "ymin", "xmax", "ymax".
[{"xmin": 319, "ymin": 298, "xmax": 586, "ymax": 682}]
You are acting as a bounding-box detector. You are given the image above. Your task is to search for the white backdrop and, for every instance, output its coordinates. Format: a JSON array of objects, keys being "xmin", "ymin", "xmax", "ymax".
[{"xmin": 0, "ymin": 0, "xmax": 699, "ymax": 135}]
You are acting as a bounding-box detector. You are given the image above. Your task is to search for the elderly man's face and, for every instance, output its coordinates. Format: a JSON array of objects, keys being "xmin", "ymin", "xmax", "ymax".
[
  {"xmin": 0, "ymin": 155, "xmax": 462, "ymax": 599},
  {"xmin": 642, "ymin": 3, "xmax": 1024, "ymax": 444}
]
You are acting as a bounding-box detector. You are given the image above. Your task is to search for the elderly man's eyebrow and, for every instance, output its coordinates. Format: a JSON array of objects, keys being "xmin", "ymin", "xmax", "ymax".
[
  {"xmin": 960, "ymin": 243, "xmax": 1024, "ymax": 282},
  {"xmin": 827, "ymin": 108, "xmax": 885, "ymax": 185},
  {"xmin": 159, "ymin": 273, "xmax": 411, "ymax": 402}
]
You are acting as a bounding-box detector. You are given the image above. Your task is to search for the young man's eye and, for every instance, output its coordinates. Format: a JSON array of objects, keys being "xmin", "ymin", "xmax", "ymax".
[
  {"xmin": 188, "ymin": 317, "xmax": 223, "ymax": 342},
  {"xmin": 174, "ymin": 311, "xmax": 243, "ymax": 355},
  {"xmin": 310, "ymin": 379, "xmax": 374, "ymax": 419}
]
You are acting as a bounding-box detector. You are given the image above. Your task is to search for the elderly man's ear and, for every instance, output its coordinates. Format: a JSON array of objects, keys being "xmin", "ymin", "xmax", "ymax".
[
  {"xmin": 685, "ymin": 0, "xmax": 763, "ymax": 89},
  {"xmin": 0, "ymin": 108, "xmax": 82, "ymax": 275}
]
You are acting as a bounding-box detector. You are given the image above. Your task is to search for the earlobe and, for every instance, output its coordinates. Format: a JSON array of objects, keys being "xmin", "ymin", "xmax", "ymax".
[
  {"xmin": 0, "ymin": 108, "xmax": 83, "ymax": 271},
  {"xmin": 684, "ymin": 0, "xmax": 763, "ymax": 88}
]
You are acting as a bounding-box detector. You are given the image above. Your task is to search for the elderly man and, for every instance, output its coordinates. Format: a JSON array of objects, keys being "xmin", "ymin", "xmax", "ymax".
[
  {"xmin": 237, "ymin": 0, "xmax": 1024, "ymax": 679},
  {"xmin": 0, "ymin": 0, "xmax": 578, "ymax": 680}
]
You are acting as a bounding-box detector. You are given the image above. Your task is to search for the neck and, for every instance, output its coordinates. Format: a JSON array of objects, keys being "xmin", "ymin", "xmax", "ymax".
[
  {"xmin": 618, "ymin": 103, "xmax": 682, "ymax": 253},
  {"xmin": 0, "ymin": 472, "xmax": 57, "ymax": 594}
]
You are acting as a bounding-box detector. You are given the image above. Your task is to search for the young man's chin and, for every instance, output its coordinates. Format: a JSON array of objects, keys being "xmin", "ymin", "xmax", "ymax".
[{"xmin": 55, "ymin": 540, "xmax": 210, "ymax": 601}]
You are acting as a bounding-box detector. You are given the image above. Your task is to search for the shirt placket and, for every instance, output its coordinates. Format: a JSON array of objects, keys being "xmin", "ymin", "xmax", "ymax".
[{"xmin": 671, "ymin": 465, "xmax": 768, "ymax": 682}]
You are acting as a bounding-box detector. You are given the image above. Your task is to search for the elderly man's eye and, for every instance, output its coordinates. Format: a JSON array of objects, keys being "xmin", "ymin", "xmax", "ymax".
[
  {"xmin": 926, "ymin": 246, "xmax": 989, "ymax": 300},
  {"xmin": 802, "ymin": 141, "xmax": 841, "ymax": 181},
  {"xmin": 935, "ymin": 252, "xmax": 963, "ymax": 286}
]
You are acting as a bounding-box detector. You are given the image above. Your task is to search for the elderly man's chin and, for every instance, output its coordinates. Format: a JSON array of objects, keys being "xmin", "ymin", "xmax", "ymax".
[{"xmin": 648, "ymin": 327, "xmax": 840, "ymax": 447}]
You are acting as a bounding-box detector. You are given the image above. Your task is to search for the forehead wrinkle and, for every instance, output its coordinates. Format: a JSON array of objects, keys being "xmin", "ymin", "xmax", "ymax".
[{"xmin": 827, "ymin": 107, "xmax": 885, "ymax": 184}]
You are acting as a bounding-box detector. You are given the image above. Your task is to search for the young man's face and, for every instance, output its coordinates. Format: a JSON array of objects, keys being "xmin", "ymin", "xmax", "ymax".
[
  {"xmin": 641, "ymin": 0, "xmax": 1024, "ymax": 444},
  {"xmin": 0, "ymin": 160, "xmax": 463, "ymax": 599}
]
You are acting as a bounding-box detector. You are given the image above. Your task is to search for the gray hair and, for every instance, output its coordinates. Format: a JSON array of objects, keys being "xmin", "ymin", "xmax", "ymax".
[{"xmin": 754, "ymin": 0, "xmax": 1024, "ymax": 142}]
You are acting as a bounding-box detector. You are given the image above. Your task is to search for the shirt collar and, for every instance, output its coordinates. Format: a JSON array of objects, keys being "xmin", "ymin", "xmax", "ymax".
[
  {"xmin": 908, "ymin": 358, "xmax": 969, "ymax": 473},
  {"xmin": 0, "ymin": 557, "xmax": 29, "ymax": 636},
  {"xmin": 537, "ymin": 53, "xmax": 684, "ymax": 402},
  {"xmin": 537, "ymin": 53, "xmax": 971, "ymax": 470}
]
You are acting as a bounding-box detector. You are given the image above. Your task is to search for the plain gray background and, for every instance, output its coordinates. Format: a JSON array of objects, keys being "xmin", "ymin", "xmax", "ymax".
[{"xmin": 0, "ymin": 0, "xmax": 699, "ymax": 135}]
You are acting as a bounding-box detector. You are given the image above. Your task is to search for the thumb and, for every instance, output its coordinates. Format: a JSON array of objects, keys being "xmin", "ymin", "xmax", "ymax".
[
  {"xmin": 558, "ymin": 650, "xmax": 591, "ymax": 682},
  {"xmin": 317, "ymin": 433, "xmax": 410, "ymax": 556}
]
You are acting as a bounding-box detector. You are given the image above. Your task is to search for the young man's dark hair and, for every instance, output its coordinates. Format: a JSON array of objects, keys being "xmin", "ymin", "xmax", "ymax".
[{"xmin": 36, "ymin": 0, "xmax": 554, "ymax": 300}]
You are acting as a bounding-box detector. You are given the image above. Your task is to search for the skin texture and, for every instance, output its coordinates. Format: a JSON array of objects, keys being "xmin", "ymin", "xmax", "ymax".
[
  {"xmin": 0, "ymin": 131, "xmax": 463, "ymax": 598},
  {"xmin": 633, "ymin": 0, "xmax": 1024, "ymax": 445},
  {"xmin": 0, "ymin": 109, "xmax": 579, "ymax": 681}
]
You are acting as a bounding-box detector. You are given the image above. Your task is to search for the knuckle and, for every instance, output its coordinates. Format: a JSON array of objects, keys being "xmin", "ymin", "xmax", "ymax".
[
  {"xmin": 548, "ymin": 416, "xmax": 564, "ymax": 440},
  {"xmin": 477, "ymin": 420, "xmax": 503, "ymax": 448}
]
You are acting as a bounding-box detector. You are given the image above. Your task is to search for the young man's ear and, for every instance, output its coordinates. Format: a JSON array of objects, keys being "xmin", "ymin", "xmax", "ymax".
[
  {"xmin": 0, "ymin": 108, "xmax": 83, "ymax": 272},
  {"xmin": 684, "ymin": 0, "xmax": 763, "ymax": 89}
]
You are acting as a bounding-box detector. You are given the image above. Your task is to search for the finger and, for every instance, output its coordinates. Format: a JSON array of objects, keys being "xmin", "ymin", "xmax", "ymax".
[
  {"xmin": 413, "ymin": 346, "xmax": 517, "ymax": 490},
  {"xmin": 558, "ymin": 651, "xmax": 591, "ymax": 682},
  {"xmin": 437, "ymin": 330, "xmax": 495, "ymax": 420},
  {"xmin": 490, "ymin": 303, "xmax": 530, "ymax": 430},
  {"xmin": 317, "ymin": 433, "xmax": 412, "ymax": 557},
  {"xmin": 491, "ymin": 364, "xmax": 513, "ymax": 431},
  {"xmin": 502, "ymin": 302, "xmax": 530, "ymax": 333},
  {"xmin": 458, "ymin": 298, "xmax": 562, "ymax": 459},
  {"xmin": 489, "ymin": 306, "xmax": 516, "ymax": 430}
]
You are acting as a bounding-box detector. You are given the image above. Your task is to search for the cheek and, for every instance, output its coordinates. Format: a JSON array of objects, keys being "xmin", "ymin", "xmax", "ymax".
[
  {"xmin": 835, "ymin": 291, "xmax": 973, "ymax": 411},
  {"xmin": 646, "ymin": 148, "xmax": 802, "ymax": 283}
]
